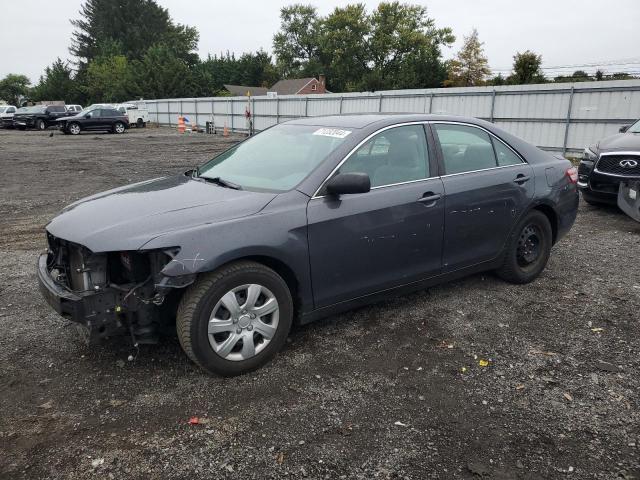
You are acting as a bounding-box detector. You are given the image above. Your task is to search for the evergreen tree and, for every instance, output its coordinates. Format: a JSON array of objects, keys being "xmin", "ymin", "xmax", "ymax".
[
  {"xmin": 70, "ymin": 0, "xmax": 198, "ymax": 66},
  {"xmin": 32, "ymin": 59, "xmax": 80, "ymax": 103},
  {"xmin": 445, "ymin": 29, "xmax": 491, "ymax": 87}
]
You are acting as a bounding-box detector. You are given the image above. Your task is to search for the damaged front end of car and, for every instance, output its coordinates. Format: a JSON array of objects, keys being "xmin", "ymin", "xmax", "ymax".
[{"xmin": 37, "ymin": 232, "xmax": 195, "ymax": 345}]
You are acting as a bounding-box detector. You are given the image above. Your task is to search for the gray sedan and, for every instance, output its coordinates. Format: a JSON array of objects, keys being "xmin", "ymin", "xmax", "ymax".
[{"xmin": 38, "ymin": 114, "xmax": 579, "ymax": 376}]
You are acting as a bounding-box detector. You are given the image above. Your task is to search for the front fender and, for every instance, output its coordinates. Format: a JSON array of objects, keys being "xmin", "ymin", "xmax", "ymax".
[{"xmin": 143, "ymin": 190, "xmax": 314, "ymax": 312}]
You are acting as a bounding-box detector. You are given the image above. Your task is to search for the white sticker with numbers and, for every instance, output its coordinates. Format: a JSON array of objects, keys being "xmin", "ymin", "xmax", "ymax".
[{"xmin": 313, "ymin": 128, "xmax": 352, "ymax": 139}]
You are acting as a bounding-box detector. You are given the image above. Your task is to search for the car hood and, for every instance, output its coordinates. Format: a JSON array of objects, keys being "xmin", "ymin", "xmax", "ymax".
[
  {"xmin": 596, "ymin": 133, "xmax": 640, "ymax": 152},
  {"xmin": 46, "ymin": 174, "xmax": 278, "ymax": 252},
  {"xmin": 55, "ymin": 113, "xmax": 82, "ymax": 121}
]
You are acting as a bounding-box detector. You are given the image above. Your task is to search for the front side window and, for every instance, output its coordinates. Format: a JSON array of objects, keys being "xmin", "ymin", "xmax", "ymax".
[
  {"xmin": 198, "ymin": 124, "xmax": 351, "ymax": 192},
  {"xmin": 337, "ymin": 125, "xmax": 429, "ymax": 188},
  {"xmin": 434, "ymin": 124, "xmax": 498, "ymax": 175}
]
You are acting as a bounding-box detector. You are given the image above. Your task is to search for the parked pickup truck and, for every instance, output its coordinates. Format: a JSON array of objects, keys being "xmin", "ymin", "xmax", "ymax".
[
  {"xmin": 0, "ymin": 105, "xmax": 17, "ymax": 128},
  {"xmin": 116, "ymin": 103, "xmax": 149, "ymax": 128},
  {"xmin": 13, "ymin": 105, "xmax": 68, "ymax": 130}
]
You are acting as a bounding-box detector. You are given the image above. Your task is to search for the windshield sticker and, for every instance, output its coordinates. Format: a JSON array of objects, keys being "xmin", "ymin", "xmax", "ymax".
[{"xmin": 313, "ymin": 128, "xmax": 352, "ymax": 139}]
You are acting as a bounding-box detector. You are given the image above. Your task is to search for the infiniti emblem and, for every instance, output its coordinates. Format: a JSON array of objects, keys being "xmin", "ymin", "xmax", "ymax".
[{"xmin": 620, "ymin": 159, "xmax": 638, "ymax": 168}]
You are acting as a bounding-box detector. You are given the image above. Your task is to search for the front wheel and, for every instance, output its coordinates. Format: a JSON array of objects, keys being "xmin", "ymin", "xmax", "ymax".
[
  {"xmin": 496, "ymin": 210, "xmax": 552, "ymax": 284},
  {"xmin": 68, "ymin": 122, "xmax": 81, "ymax": 135},
  {"xmin": 176, "ymin": 261, "xmax": 293, "ymax": 376},
  {"xmin": 36, "ymin": 119, "xmax": 46, "ymax": 130},
  {"xmin": 113, "ymin": 122, "xmax": 125, "ymax": 134}
]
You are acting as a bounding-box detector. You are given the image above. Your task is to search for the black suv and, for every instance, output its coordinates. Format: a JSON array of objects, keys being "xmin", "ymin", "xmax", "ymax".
[
  {"xmin": 57, "ymin": 107, "xmax": 130, "ymax": 135},
  {"xmin": 13, "ymin": 105, "xmax": 68, "ymax": 130},
  {"xmin": 578, "ymin": 119, "xmax": 640, "ymax": 206}
]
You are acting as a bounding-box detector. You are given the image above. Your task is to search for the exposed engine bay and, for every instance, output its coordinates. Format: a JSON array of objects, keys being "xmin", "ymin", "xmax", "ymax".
[{"xmin": 43, "ymin": 233, "xmax": 195, "ymax": 344}]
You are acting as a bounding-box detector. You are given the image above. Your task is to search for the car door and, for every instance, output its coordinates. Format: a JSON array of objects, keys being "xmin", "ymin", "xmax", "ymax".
[
  {"xmin": 81, "ymin": 109, "xmax": 100, "ymax": 130},
  {"xmin": 431, "ymin": 122, "xmax": 534, "ymax": 272},
  {"xmin": 307, "ymin": 124, "xmax": 445, "ymax": 308}
]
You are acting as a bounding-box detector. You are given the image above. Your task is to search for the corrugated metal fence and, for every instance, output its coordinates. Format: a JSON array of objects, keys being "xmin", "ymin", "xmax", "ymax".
[{"xmin": 134, "ymin": 79, "xmax": 640, "ymax": 154}]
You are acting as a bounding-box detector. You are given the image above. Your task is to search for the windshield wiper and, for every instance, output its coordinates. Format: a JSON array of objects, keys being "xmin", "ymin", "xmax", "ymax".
[{"xmin": 198, "ymin": 176, "xmax": 242, "ymax": 190}]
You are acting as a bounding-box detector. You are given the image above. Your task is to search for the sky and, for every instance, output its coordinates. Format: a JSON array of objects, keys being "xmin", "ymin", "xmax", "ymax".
[{"xmin": 1, "ymin": 0, "xmax": 639, "ymax": 83}]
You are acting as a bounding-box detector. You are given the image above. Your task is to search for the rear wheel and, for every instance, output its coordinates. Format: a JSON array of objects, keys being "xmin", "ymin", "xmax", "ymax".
[
  {"xmin": 113, "ymin": 121, "xmax": 125, "ymax": 134},
  {"xmin": 36, "ymin": 119, "xmax": 46, "ymax": 130},
  {"xmin": 496, "ymin": 210, "xmax": 552, "ymax": 284},
  {"xmin": 176, "ymin": 261, "xmax": 293, "ymax": 376},
  {"xmin": 136, "ymin": 118, "xmax": 144, "ymax": 128},
  {"xmin": 68, "ymin": 122, "xmax": 81, "ymax": 135}
]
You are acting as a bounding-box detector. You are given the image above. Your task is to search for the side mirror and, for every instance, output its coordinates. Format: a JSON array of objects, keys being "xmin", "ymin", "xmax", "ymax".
[
  {"xmin": 325, "ymin": 172, "xmax": 371, "ymax": 196},
  {"xmin": 619, "ymin": 125, "xmax": 630, "ymax": 133},
  {"xmin": 84, "ymin": 113, "xmax": 91, "ymax": 119}
]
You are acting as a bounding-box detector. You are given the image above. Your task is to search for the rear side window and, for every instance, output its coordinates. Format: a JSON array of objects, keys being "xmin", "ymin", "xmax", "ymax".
[
  {"xmin": 492, "ymin": 137, "xmax": 522, "ymax": 166},
  {"xmin": 434, "ymin": 124, "xmax": 497, "ymax": 175},
  {"xmin": 338, "ymin": 125, "xmax": 429, "ymax": 188},
  {"xmin": 48, "ymin": 106, "xmax": 66, "ymax": 112}
]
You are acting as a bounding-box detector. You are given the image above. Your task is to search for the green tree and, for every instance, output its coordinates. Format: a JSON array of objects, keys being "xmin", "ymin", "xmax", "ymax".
[
  {"xmin": 554, "ymin": 70, "xmax": 592, "ymax": 83},
  {"xmin": 132, "ymin": 43, "xmax": 192, "ymax": 99},
  {"xmin": 85, "ymin": 54, "xmax": 134, "ymax": 103},
  {"xmin": 320, "ymin": 4, "xmax": 371, "ymax": 92},
  {"xmin": 272, "ymin": 4, "xmax": 323, "ymax": 78},
  {"xmin": 273, "ymin": 2, "xmax": 454, "ymax": 92},
  {"xmin": 488, "ymin": 73, "xmax": 506, "ymax": 86},
  {"xmin": 0, "ymin": 74, "xmax": 31, "ymax": 105},
  {"xmin": 508, "ymin": 50, "xmax": 545, "ymax": 85},
  {"xmin": 363, "ymin": 2, "xmax": 454, "ymax": 91},
  {"xmin": 70, "ymin": 0, "xmax": 199, "ymax": 66},
  {"xmin": 445, "ymin": 29, "xmax": 490, "ymax": 87},
  {"xmin": 32, "ymin": 59, "xmax": 80, "ymax": 103}
]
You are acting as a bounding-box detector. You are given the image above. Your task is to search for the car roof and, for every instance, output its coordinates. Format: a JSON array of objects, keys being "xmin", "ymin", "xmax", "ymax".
[{"xmin": 286, "ymin": 113, "xmax": 494, "ymax": 130}]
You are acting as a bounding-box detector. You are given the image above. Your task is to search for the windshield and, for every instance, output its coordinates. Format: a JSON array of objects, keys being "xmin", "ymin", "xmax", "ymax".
[
  {"xmin": 197, "ymin": 124, "xmax": 352, "ymax": 192},
  {"xmin": 17, "ymin": 106, "xmax": 45, "ymax": 114},
  {"xmin": 629, "ymin": 119, "xmax": 640, "ymax": 133}
]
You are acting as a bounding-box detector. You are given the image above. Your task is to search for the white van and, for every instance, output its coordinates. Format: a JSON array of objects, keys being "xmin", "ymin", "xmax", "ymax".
[{"xmin": 115, "ymin": 103, "xmax": 149, "ymax": 128}]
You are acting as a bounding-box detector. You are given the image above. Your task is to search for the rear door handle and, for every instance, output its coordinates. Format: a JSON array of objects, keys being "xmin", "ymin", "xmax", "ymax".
[
  {"xmin": 514, "ymin": 175, "xmax": 531, "ymax": 185},
  {"xmin": 418, "ymin": 192, "xmax": 442, "ymax": 205}
]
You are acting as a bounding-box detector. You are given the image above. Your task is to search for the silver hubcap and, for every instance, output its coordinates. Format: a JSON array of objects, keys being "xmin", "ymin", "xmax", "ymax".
[
  {"xmin": 115, "ymin": 123, "xmax": 124, "ymax": 133},
  {"xmin": 208, "ymin": 284, "xmax": 279, "ymax": 361},
  {"xmin": 70, "ymin": 124, "xmax": 80, "ymax": 134}
]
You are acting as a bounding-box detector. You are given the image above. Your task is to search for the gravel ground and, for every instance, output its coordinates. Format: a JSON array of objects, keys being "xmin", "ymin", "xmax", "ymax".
[{"xmin": 0, "ymin": 127, "xmax": 638, "ymax": 480}]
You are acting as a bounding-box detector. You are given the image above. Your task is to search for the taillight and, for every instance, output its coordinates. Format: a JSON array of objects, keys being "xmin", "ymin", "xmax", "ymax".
[{"xmin": 566, "ymin": 167, "xmax": 578, "ymax": 184}]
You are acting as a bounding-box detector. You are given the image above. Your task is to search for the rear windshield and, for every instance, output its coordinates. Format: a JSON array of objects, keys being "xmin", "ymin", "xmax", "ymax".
[
  {"xmin": 197, "ymin": 124, "xmax": 352, "ymax": 192},
  {"xmin": 18, "ymin": 106, "xmax": 45, "ymax": 113},
  {"xmin": 0, "ymin": 107, "xmax": 6, "ymax": 113}
]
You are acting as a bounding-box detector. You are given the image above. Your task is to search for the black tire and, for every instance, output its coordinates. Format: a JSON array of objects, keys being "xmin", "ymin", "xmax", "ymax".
[
  {"xmin": 136, "ymin": 118, "xmax": 144, "ymax": 128},
  {"xmin": 36, "ymin": 119, "xmax": 46, "ymax": 131},
  {"xmin": 68, "ymin": 122, "xmax": 81, "ymax": 135},
  {"xmin": 496, "ymin": 210, "xmax": 552, "ymax": 284},
  {"xmin": 176, "ymin": 261, "xmax": 293, "ymax": 376},
  {"xmin": 113, "ymin": 121, "xmax": 126, "ymax": 134}
]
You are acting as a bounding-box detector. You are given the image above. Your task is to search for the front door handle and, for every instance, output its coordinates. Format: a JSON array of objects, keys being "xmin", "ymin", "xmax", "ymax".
[
  {"xmin": 418, "ymin": 192, "xmax": 442, "ymax": 205},
  {"xmin": 514, "ymin": 174, "xmax": 531, "ymax": 185}
]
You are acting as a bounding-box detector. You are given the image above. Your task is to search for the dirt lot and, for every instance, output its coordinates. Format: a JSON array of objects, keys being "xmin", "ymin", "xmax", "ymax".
[{"xmin": 0, "ymin": 126, "xmax": 638, "ymax": 480}]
